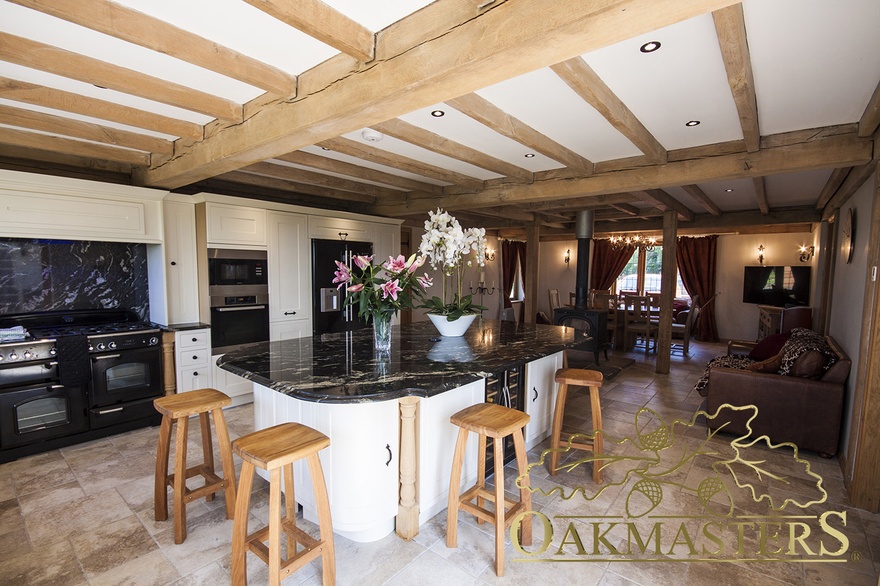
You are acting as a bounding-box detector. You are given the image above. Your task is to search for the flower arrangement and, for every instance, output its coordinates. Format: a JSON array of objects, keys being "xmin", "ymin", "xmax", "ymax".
[
  {"xmin": 332, "ymin": 253, "xmax": 432, "ymax": 321},
  {"xmin": 418, "ymin": 208, "xmax": 488, "ymax": 321}
]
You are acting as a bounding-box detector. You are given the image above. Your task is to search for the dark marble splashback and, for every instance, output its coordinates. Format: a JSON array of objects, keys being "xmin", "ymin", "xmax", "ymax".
[{"xmin": 0, "ymin": 238, "xmax": 150, "ymax": 319}]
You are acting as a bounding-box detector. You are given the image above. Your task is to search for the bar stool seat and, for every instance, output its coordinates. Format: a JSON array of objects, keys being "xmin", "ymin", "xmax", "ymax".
[
  {"xmin": 549, "ymin": 368, "xmax": 604, "ymax": 483},
  {"xmin": 446, "ymin": 403, "xmax": 532, "ymax": 577},
  {"xmin": 154, "ymin": 388, "xmax": 236, "ymax": 544},
  {"xmin": 232, "ymin": 422, "xmax": 335, "ymax": 586}
]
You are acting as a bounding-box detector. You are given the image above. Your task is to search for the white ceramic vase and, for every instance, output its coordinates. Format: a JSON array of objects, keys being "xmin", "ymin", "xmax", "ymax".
[{"xmin": 427, "ymin": 313, "xmax": 477, "ymax": 337}]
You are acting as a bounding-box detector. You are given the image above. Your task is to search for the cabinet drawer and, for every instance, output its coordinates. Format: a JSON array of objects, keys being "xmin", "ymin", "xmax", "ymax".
[
  {"xmin": 177, "ymin": 348, "xmax": 210, "ymax": 368},
  {"xmin": 308, "ymin": 216, "xmax": 372, "ymax": 241},
  {"xmin": 178, "ymin": 366, "xmax": 213, "ymax": 393},
  {"xmin": 176, "ymin": 331, "xmax": 209, "ymax": 350}
]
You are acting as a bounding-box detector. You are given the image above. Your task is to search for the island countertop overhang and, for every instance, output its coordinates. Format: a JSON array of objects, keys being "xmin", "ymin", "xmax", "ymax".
[{"xmin": 217, "ymin": 319, "xmax": 588, "ymax": 403}]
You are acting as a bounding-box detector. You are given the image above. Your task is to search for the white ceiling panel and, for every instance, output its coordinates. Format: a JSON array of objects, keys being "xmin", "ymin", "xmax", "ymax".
[
  {"xmin": 583, "ymin": 14, "xmax": 743, "ymax": 151},
  {"xmin": 765, "ymin": 169, "xmax": 833, "ymax": 208},
  {"xmin": 398, "ymin": 104, "xmax": 562, "ymax": 172},
  {"xmin": 695, "ymin": 178, "xmax": 758, "ymax": 212},
  {"xmin": 744, "ymin": 0, "xmax": 880, "ymax": 134},
  {"xmin": 474, "ymin": 68, "xmax": 643, "ymax": 162},
  {"xmin": 299, "ymin": 146, "xmax": 451, "ymax": 187},
  {"xmin": 322, "ymin": 0, "xmax": 436, "ymax": 31},
  {"xmin": 267, "ymin": 159, "xmax": 407, "ymax": 191}
]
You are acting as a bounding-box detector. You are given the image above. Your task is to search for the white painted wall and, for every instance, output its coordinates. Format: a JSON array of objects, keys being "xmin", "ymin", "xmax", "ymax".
[{"xmin": 537, "ymin": 239, "xmax": 577, "ymax": 320}]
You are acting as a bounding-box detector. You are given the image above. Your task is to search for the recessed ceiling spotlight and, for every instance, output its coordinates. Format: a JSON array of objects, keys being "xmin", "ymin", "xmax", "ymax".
[
  {"xmin": 524, "ymin": 153, "xmax": 536, "ymax": 158},
  {"xmin": 431, "ymin": 110, "xmax": 445, "ymax": 117},
  {"xmin": 724, "ymin": 188, "xmax": 734, "ymax": 192},
  {"xmin": 685, "ymin": 120, "xmax": 701, "ymax": 127},
  {"xmin": 639, "ymin": 41, "xmax": 661, "ymax": 53},
  {"xmin": 321, "ymin": 147, "xmax": 331, "ymax": 151}
]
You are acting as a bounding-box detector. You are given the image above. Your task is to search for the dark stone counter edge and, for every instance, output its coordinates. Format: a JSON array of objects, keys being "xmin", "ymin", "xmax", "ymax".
[{"xmin": 160, "ymin": 322, "xmax": 211, "ymax": 332}]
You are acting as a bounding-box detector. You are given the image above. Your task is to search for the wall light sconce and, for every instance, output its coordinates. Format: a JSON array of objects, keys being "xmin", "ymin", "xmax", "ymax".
[
  {"xmin": 757, "ymin": 244, "xmax": 765, "ymax": 265},
  {"xmin": 799, "ymin": 245, "xmax": 815, "ymax": 263},
  {"xmin": 563, "ymin": 249, "xmax": 571, "ymax": 265},
  {"xmin": 484, "ymin": 248, "xmax": 496, "ymax": 262}
]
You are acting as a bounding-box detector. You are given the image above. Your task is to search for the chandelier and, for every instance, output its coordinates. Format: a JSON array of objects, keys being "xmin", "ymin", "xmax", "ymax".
[{"xmin": 609, "ymin": 234, "xmax": 657, "ymax": 252}]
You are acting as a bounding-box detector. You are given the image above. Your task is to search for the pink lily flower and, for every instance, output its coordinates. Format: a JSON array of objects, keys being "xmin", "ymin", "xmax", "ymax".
[
  {"xmin": 352, "ymin": 255, "xmax": 373, "ymax": 270},
  {"xmin": 332, "ymin": 260, "xmax": 351, "ymax": 289},
  {"xmin": 383, "ymin": 255, "xmax": 408, "ymax": 273},
  {"xmin": 348, "ymin": 283, "xmax": 364, "ymax": 292},
  {"xmin": 407, "ymin": 255, "xmax": 426, "ymax": 273},
  {"xmin": 380, "ymin": 279, "xmax": 402, "ymax": 301},
  {"xmin": 417, "ymin": 273, "xmax": 433, "ymax": 289}
]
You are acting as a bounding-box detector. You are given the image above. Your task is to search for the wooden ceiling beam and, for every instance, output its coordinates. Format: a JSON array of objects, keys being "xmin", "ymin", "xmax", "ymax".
[
  {"xmin": 0, "ymin": 126, "xmax": 150, "ymax": 165},
  {"xmin": 610, "ymin": 202, "xmax": 641, "ymax": 216},
  {"xmin": 516, "ymin": 193, "xmax": 639, "ymax": 212},
  {"xmin": 242, "ymin": 0, "xmax": 374, "ymax": 62},
  {"xmin": 136, "ymin": 0, "xmax": 739, "ymax": 188},
  {"xmin": 371, "ymin": 118, "xmax": 533, "ymax": 181},
  {"xmin": 752, "ymin": 176, "xmax": 770, "ymax": 214},
  {"xmin": 241, "ymin": 161, "xmax": 398, "ymax": 200},
  {"xmin": 681, "ymin": 184, "xmax": 722, "ymax": 217},
  {"xmin": 0, "ymin": 103, "xmax": 172, "ymax": 155},
  {"xmin": 0, "ymin": 145, "xmax": 132, "ymax": 177},
  {"xmin": 221, "ymin": 170, "xmax": 375, "ymax": 204},
  {"xmin": 276, "ymin": 150, "xmax": 442, "ymax": 194},
  {"xmin": 7, "ymin": 0, "xmax": 296, "ymax": 96},
  {"xmin": 445, "ymin": 92, "xmax": 594, "ymax": 173},
  {"xmin": 0, "ymin": 32, "xmax": 241, "ymax": 122},
  {"xmin": 0, "ymin": 76, "xmax": 202, "ymax": 139},
  {"xmin": 713, "ymin": 4, "xmax": 760, "ymax": 152},
  {"xmin": 597, "ymin": 207, "xmax": 821, "ymax": 234},
  {"xmin": 821, "ymin": 161, "xmax": 877, "ymax": 221},
  {"xmin": 631, "ymin": 189, "xmax": 695, "ymax": 222},
  {"xmin": 859, "ymin": 79, "xmax": 880, "ymax": 138},
  {"xmin": 317, "ymin": 136, "xmax": 484, "ymax": 190},
  {"xmin": 816, "ymin": 167, "xmax": 850, "ymax": 210},
  {"xmin": 550, "ymin": 56, "xmax": 666, "ymax": 163},
  {"xmin": 371, "ymin": 132, "xmax": 872, "ymax": 215}
]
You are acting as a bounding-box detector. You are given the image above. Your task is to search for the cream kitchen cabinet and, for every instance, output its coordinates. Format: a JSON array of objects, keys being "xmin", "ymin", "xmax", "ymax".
[
  {"xmin": 204, "ymin": 202, "xmax": 267, "ymax": 247},
  {"xmin": 267, "ymin": 211, "xmax": 310, "ymax": 339},
  {"xmin": 308, "ymin": 215, "xmax": 372, "ymax": 242},
  {"xmin": 211, "ymin": 354, "xmax": 253, "ymax": 406},
  {"xmin": 174, "ymin": 328, "xmax": 212, "ymax": 393},
  {"xmin": 524, "ymin": 351, "xmax": 563, "ymax": 449},
  {"xmin": 163, "ymin": 200, "xmax": 200, "ymax": 324}
]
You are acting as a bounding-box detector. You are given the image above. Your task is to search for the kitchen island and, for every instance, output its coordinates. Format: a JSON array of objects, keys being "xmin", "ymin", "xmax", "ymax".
[{"xmin": 218, "ymin": 319, "xmax": 588, "ymax": 542}]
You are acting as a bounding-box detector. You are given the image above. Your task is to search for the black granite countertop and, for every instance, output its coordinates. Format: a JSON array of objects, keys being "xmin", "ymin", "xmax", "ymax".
[
  {"xmin": 217, "ymin": 319, "xmax": 589, "ymax": 403},
  {"xmin": 161, "ymin": 322, "xmax": 211, "ymax": 332}
]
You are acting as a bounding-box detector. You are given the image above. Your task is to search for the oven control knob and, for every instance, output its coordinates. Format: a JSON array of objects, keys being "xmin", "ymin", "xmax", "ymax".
[
  {"xmin": 0, "ymin": 354, "xmax": 4, "ymax": 362},
  {"xmin": 108, "ymin": 342, "xmax": 117, "ymax": 349},
  {"xmin": 9, "ymin": 352, "xmax": 18, "ymax": 361},
  {"xmin": 50, "ymin": 347, "xmax": 57, "ymax": 356},
  {"xmin": 97, "ymin": 343, "xmax": 106, "ymax": 351},
  {"xmin": 23, "ymin": 351, "xmax": 32, "ymax": 359},
  {"xmin": 149, "ymin": 336, "xmax": 159, "ymax": 346}
]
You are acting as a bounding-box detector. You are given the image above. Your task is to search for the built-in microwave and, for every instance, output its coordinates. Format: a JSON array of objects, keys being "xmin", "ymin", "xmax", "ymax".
[{"xmin": 207, "ymin": 249, "xmax": 267, "ymax": 287}]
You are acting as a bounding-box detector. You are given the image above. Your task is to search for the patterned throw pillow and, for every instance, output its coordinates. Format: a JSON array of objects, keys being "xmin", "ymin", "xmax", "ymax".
[
  {"xmin": 777, "ymin": 328, "xmax": 837, "ymax": 377},
  {"xmin": 693, "ymin": 354, "xmax": 755, "ymax": 397}
]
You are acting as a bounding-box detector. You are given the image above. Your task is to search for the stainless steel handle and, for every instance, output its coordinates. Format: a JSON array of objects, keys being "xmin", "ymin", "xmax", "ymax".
[
  {"xmin": 93, "ymin": 354, "xmax": 122, "ymax": 360},
  {"xmin": 96, "ymin": 407, "xmax": 124, "ymax": 415},
  {"xmin": 50, "ymin": 384, "xmax": 65, "ymax": 390},
  {"xmin": 47, "ymin": 361, "xmax": 59, "ymax": 367},
  {"xmin": 215, "ymin": 305, "xmax": 267, "ymax": 313}
]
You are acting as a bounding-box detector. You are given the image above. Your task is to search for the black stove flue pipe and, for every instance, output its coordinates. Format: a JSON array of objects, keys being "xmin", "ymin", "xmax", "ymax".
[{"xmin": 573, "ymin": 210, "xmax": 594, "ymax": 309}]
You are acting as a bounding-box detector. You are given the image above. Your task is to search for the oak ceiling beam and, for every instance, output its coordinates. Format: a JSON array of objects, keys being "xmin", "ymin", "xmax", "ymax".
[
  {"xmin": 631, "ymin": 189, "xmax": 695, "ymax": 222},
  {"xmin": 371, "ymin": 132, "xmax": 872, "ymax": 215},
  {"xmin": 276, "ymin": 150, "xmax": 442, "ymax": 194},
  {"xmin": 222, "ymin": 170, "xmax": 375, "ymax": 204},
  {"xmin": 517, "ymin": 193, "xmax": 639, "ymax": 213},
  {"xmin": 317, "ymin": 136, "xmax": 484, "ymax": 190},
  {"xmin": 598, "ymin": 207, "xmax": 821, "ymax": 234},
  {"xmin": 242, "ymin": 0, "xmax": 374, "ymax": 62},
  {"xmin": 815, "ymin": 167, "xmax": 850, "ymax": 210},
  {"xmin": 0, "ymin": 126, "xmax": 150, "ymax": 165},
  {"xmin": 821, "ymin": 161, "xmax": 877, "ymax": 221},
  {"xmin": 713, "ymin": 4, "xmax": 760, "ymax": 153},
  {"xmin": 611, "ymin": 202, "xmax": 641, "ymax": 216},
  {"xmin": 859, "ymin": 79, "xmax": 880, "ymax": 137},
  {"xmin": 550, "ymin": 57, "xmax": 667, "ymax": 163},
  {"xmin": 7, "ymin": 0, "xmax": 296, "ymax": 96},
  {"xmin": 0, "ymin": 104, "xmax": 172, "ymax": 155},
  {"xmin": 445, "ymin": 92, "xmax": 594, "ymax": 173},
  {"xmin": 371, "ymin": 118, "xmax": 533, "ymax": 181},
  {"xmin": 242, "ymin": 161, "xmax": 399, "ymax": 200},
  {"xmin": 681, "ymin": 184, "xmax": 722, "ymax": 217},
  {"xmin": 136, "ymin": 0, "xmax": 740, "ymax": 188},
  {"xmin": 0, "ymin": 33, "xmax": 241, "ymax": 121},
  {"xmin": 0, "ymin": 77, "xmax": 203, "ymax": 139},
  {"xmin": 752, "ymin": 176, "xmax": 769, "ymax": 214},
  {"xmin": 0, "ymin": 144, "xmax": 132, "ymax": 177}
]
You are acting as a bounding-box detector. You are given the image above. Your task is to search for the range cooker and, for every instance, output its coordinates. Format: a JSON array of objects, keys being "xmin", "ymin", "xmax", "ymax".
[{"xmin": 0, "ymin": 309, "xmax": 164, "ymax": 462}]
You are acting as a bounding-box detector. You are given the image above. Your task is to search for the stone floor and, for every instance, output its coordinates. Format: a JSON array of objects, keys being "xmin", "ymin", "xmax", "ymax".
[{"xmin": 1, "ymin": 340, "xmax": 878, "ymax": 585}]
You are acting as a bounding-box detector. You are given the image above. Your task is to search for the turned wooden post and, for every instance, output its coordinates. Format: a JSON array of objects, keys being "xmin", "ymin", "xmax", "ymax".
[
  {"xmin": 396, "ymin": 396, "xmax": 420, "ymax": 540},
  {"xmin": 161, "ymin": 331, "xmax": 177, "ymax": 395}
]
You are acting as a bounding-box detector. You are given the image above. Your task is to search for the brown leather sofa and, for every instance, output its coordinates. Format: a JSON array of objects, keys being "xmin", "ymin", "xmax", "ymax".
[{"xmin": 705, "ymin": 336, "xmax": 851, "ymax": 457}]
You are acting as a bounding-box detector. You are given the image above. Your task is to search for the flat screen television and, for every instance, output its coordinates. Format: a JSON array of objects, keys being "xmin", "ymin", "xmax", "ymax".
[{"xmin": 742, "ymin": 266, "xmax": 811, "ymax": 307}]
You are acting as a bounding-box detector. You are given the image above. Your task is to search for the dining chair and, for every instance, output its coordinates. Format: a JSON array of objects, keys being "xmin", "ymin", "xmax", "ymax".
[
  {"xmin": 592, "ymin": 293, "xmax": 621, "ymax": 348},
  {"xmin": 671, "ymin": 295, "xmax": 699, "ymax": 355},
  {"xmin": 624, "ymin": 295, "xmax": 657, "ymax": 355},
  {"xmin": 548, "ymin": 288, "xmax": 561, "ymax": 311}
]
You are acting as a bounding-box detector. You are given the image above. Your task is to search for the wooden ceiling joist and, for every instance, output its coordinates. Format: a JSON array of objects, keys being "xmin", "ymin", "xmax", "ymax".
[
  {"xmin": 242, "ymin": 0, "xmax": 375, "ymax": 62},
  {"xmin": 0, "ymin": 32, "xmax": 242, "ymax": 122},
  {"xmin": 135, "ymin": 0, "xmax": 741, "ymax": 189},
  {"xmin": 222, "ymin": 170, "xmax": 375, "ymax": 204},
  {"xmin": 752, "ymin": 176, "xmax": 769, "ymax": 214},
  {"xmin": 858, "ymin": 79, "xmax": 880, "ymax": 138},
  {"xmin": 815, "ymin": 167, "xmax": 851, "ymax": 210},
  {"xmin": 713, "ymin": 4, "xmax": 760, "ymax": 153},
  {"xmin": 550, "ymin": 57, "xmax": 667, "ymax": 163},
  {"xmin": 0, "ymin": 104, "xmax": 172, "ymax": 155},
  {"xmin": 0, "ymin": 144, "xmax": 132, "ymax": 177},
  {"xmin": 595, "ymin": 207, "xmax": 820, "ymax": 235},
  {"xmin": 610, "ymin": 202, "xmax": 641, "ymax": 216},
  {"xmin": 445, "ymin": 92, "xmax": 594, "ymax": 173},
  {"xmin": 631, "ymin": 189, "xmax": 695, "ymax": 222},
  {"xmin": 0, "ymin": 126, "xmax": 150, "ymax": 165},
  {"xmin": 0, "ymin": 77, "xmax": 203, "ymax": 139},
  {"xmin": 242, "ymin": 161, "xmax": 398, "ymax": 200},
  {"xmin": 681, "ymin": 184, "xmax": 722, "ymax": 217},
  {"xmin": 7, "ymin": 0, "xmax": 297, "ymax": 96},
  {"xmin": 821, "ymin": 161, "xmax": 877, "ymax": 221}
]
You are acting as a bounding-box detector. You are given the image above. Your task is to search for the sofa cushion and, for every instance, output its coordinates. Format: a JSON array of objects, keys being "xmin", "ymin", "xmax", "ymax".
[
  {"xmin": 747, "ymin": 332, "xmax": 791, "ymax": 361},
  {"xmin": 790, "ymin": 349, "xmax": 828, "ymax": 379},
  {"xmin": 748, "ymin": 352, "xmax": 783, "ymax": 373},
  {"xmin": 778, "ymin": 328, "xmax": 837, "ymax": 377},
  {"xmin": 694, "ymin": 354, "xmax": 755, "ymax": 397}
]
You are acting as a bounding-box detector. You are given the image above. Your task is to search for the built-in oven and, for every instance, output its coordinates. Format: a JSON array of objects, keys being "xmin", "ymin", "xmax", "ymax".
[
  {"xmin": 90, "ymin": 345, "xmax": 163, "ymax": 408},
  {"xmin": 0, "ymin": 382, "xmax": 88, "ymax": 449},
  {"xmin": 209, "ymin": 249, "xmax": 270, "ymax": 355}
]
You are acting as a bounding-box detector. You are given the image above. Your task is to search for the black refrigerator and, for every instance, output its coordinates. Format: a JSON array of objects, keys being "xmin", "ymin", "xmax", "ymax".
[{"xmin": 311, "ymin": 238, "xmax": 374, "ymax": 335}]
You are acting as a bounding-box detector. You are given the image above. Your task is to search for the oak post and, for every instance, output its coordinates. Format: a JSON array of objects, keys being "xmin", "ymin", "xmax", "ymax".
[{"xmin": 396, "ymin": 396, "xmax": 420, "ymax": 539}]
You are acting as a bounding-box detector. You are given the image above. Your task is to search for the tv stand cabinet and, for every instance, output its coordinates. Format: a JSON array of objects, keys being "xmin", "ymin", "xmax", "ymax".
[{"xmin": 757, "ymin": 305, "xmax": 782, "ymax": 341}]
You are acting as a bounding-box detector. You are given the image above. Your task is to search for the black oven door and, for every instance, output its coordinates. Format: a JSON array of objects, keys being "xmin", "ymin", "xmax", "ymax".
[
  {"xmin": 90, "ymin": 346, "xmax": 163, "ymax": 408},
  {"xmin": 0, "ymin": 383, "xmax": 88, "ymax": 449},
  {"xmin": 211, "ymin": 304, "xmax": 270, "ymax": 355}
]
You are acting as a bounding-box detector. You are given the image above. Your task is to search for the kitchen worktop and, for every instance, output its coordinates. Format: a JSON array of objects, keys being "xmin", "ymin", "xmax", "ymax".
[{"xmin": 217, "ymin": 318, "xmax": 587, "ymax": 403}]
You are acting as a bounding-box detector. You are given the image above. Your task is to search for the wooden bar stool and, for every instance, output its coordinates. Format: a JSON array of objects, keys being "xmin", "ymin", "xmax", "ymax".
[
  {"xmin": 154, "ymin": 388, "xmax": 237, "ymax": 544},
  {"xmin": 446, "ymin": 403, "xmax": 532, "ymax": 577},
  {"xmin": 549, "ymin": 368, "xmax": 604, "ymax": 483},
  {"xmin": 231, "ymin": 422, "xmax": 334, "ymax": 586}
]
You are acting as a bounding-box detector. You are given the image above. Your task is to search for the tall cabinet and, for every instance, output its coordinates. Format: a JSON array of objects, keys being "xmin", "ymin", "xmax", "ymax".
[{"xmin": 268, "ymin": 211, "xmax": 310, "ymax": 340}]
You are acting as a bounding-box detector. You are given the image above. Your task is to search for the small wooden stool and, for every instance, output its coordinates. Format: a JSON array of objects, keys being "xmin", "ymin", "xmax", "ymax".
[
  {"xmin": 549, "ymin": 368, "xmax": 604, "ymax": 483},
  {"xmin": 154, "ymin": 388, "xmax": 237, "ymax": 544},
  {"xmin": 446, "ymin": 403, "xmax": 532, "ymax": 577},
  {"xmin": 231, "ymin": 423, "xmax": 334, "ymax": 586}
]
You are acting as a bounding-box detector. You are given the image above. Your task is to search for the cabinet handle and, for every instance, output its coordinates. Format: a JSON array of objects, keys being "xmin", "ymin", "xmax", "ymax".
[
  {"xmin": 96, "ymin": 407, "xmax": 124, "ymax": 415},
  {"xmin": 532, "ymin": 386, "xmax": 538, "ymax": 402},
  {"xmin": 170, "ymin": 261, "xmax": 177, "ymax": 266},
  {"xmin": 192, "ymin": 371, "xmax": 199, "ymax": 376},
  {"xmin": 284, "ymin": 311, "xmax": 297, "ymax": 316},
  {"xmin": 192, "ymin": 337, "xmax": 198, "ymax": 342},
  {"xmin": 385, "ymin": 444, "xmax": 392, "ymax": 466},
  {"xmin": 193, "ymin": 355, "xmax": 198, "ymax": 360}
]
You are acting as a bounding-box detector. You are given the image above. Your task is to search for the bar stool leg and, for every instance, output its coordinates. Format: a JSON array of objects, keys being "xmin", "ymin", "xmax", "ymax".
[
  {"xmin": 199, "ymin": 412, "xmax": 215, "ymax": 502},
  {"xmin": 476, "ymin": 433, "xmax": 486, "ymax": 524},
  {"xmin": 307, "ymin": 452, "xmax": 335, "ymax": 586},
  {"xmin": 590, "ymin": 386, "xmax": 604, "ymax": 484},
  {"xmin": 173, "ymin": 416, "xmax": 189, "ymax": 545},
  {"xmin": 268, "ymin": 467, "xmax": 283, "ymax": 586},
  {"xmin": 549, "ymin": 382, "xmax": 569, "ymax": 475},
  {"xmin": 212, "ymin": 407, "xmax": 237, "ymax": 519},
  {"xmin": 232, "ymin": 462, "xmax": 255, "ymax": 586},
  {"xmin": 283, "ymin": 463, "xmax": 296, "ymax": 559},
  {"xmin": 512, "ymin": 429, "xmax": 532, "ymax": 547},
  {"xmin": 154, "ymin": 415, "xmax": 172, "ymax": 522},
  {"xmin": 492, "ymin": 437, "xmax": 505, "ymax": 577},
  {"xmin": 446, "ymin": 427, "xmax": 468, "ymax": 549}
]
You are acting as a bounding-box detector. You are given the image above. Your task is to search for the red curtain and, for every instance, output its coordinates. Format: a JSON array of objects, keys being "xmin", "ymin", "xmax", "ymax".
[
  {"xmin": 590, "ymin": 239, "xmax": 636, "ymax": 291},
  {"xmin": 500, "ymin": 240, "xmax": 521, "ymax": 308},
  {"xmin": 676, "ymin": 235, "xmax": 719, "ymax": 342}
]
